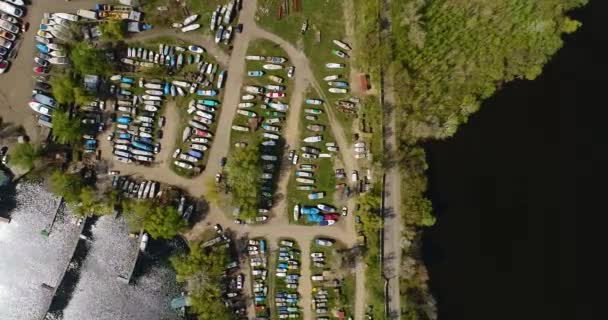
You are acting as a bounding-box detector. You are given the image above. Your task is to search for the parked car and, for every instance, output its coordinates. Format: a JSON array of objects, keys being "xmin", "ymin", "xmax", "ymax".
[{"xmin": 0, "ymin": 59, "xmax": 9, "ymax": 74}]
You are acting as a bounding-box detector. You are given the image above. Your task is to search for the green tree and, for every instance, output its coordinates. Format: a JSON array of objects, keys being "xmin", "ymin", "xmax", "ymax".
[
  {"xmin": 49, "ymin": 170, "xmax": 83, "ymax": 204},
  {"xmin": 225, "ymin": 143, "xmax": 262, "ymax": 219},
  {"xmin": 69, "ymin": 42, "xmax": 113, "ymax": 76},
  {"xmin": 52, "ymin": 110, "xmax": 84, "ymax": 145},
  {"xmin": 9, "ymin": 142, "xmax": 41, "ymax": 170},
  {"xmin": 170, "ymin": 243, "xmax": 232, "ymax": 320},
  {"xmin": 124, "ymin": 200, "xmax": 187, "ymax": 239},
  {"xmin": 49, "ymin": 74, "xmax": 76, "ymax": 105},
  {"xmin": 100, "ymin": 20, "xmax": 125, "ymax": 41},
  {"xmin": 73, "ymin": 186, "xmax": 113, "ymax": 217}
]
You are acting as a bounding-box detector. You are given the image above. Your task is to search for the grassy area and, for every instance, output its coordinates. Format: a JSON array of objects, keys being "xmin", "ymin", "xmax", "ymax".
[
  {"xmin": 227, "ymin": 39, "xmax": 292, "ymax": 212},
  {"xmin": 256, "ymin": 0, "xmax": 355, "ymax": 138},
  {"xmin": 309, "ymin": 239, "xmax": 355, "ymax": 319},
  {"xmin": 272, "ymin": 238, "xmax": 302, "ymax": 320},
  {"xmin": 285, "ymin": 88, "xmax": 339, "ymax": 225},
  {"xmin": 358, "ymin": 96, "xmax": 383, "ymax": 165}
]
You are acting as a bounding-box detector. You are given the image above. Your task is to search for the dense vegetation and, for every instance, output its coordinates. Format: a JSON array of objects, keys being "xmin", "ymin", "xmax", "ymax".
[
  {"xmin": 124, "ymin": 200, "xmax": 187, "ymax": 239},
  {"xmin": 51, "ymin": 110, "xmax": 85, "ymax": 145},
  {"xmin": 170, "ymin": 242, "xmax": 232, "ymax": 320},
  {"xmin": 390, "ymin": 0, "xmax": 587, "ymax": 141},
  {"xmin": 48, "ymin": 170, "xmax": 112, "ymax": 217},
  {"xmin": 9, "ymin": 142, "xmax": 41, "ymax": 171},
  {"xmin": 50, "ymin": 73, "xmax": 92, "ymax": 106},
  {"xmin": 69, "ymin": 42, "xmax": 114, "ymax": 76},
  {"xmin": 224, "ymin": 143, "xmax": 262, "ymax": 220},
  {"xmin": 99, "ymin": 20, "xmax": 126, "ymax": 41}
]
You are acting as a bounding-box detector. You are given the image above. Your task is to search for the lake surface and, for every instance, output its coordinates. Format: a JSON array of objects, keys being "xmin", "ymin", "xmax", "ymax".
[{"xmin": 422, "ymin": 2, "xmax": 603, "ymax": 319}]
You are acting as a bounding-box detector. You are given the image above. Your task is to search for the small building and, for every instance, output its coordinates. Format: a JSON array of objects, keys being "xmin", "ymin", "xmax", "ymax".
[
  {"xmin": 83, "ymin": 74, "xmax": 100, "ymax": 93},
  {"xmin": 358, "ymin": 73, "xmax": 369, "ymax": 92}
]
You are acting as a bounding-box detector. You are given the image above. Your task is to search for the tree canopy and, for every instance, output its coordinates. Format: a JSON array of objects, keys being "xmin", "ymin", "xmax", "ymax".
[
  {"xmin": 9, "ymin": 142, "xmax": 41, "ymax": 171},
  {"xmin": 100, "ymin": 20, "xmax": 126, "ymax": 41},
  {"xmin": 51, "ymin": 110, "xmax": 84, "ymax": 145},
  {"xmin": 49, "ymin": 170, "xmax": 83, "ymax": 204},
  {"xmin": 389, "ymin": 0, "xmax": 587, "ymax": 141},
  {"xmin": 50, "ymin": 74, "xmax": 92, "ymax": 106},
  {"xmin": 170, "ymin": 243, "xmax": 232, "ymax": 320},
  {"xmin": 124, "ymin": 200, "xmax": 187, "ymax": 239},
  {"xmin": 69, "ymin": 42, "xmax": 113, "ymax": 76},
  {"xmin": 225, "ymin": 143, "xmax": 262, "ymax": 219}
]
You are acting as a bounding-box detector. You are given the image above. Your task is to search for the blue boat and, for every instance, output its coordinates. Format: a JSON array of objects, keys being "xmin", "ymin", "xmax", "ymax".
[
  {"xmin": 278, "ymin": 263, "xmax": 288, "ymax": 269},
  {"xmin": 117, "ymin": 116, "xmax": 132, "ymax": 124},
  {"xmin": 187, "ymin": 149, "xmax": 203, "ymax": 159},
  {"xmin": 300, "ymin": 207, "xmax": 320, "ymax": 215},
  {"xmin": 39, "ymin": 115, "xmax": 52, "ymax": 122},
  {"xmin": 196, "ymin": 89, "xmax": 218, "ymax": 96},
  {"xmin": 329, "ymin": 81, "xmax": 349, "ymax": 87},
  {"xmin": 121, "ymin": 77, "xmax": 134, "ymax": 84},
  {"xmin": 260, "ymin": 239, "xmax": 266, "ymax": 253},
  {"xmin": 36, "ymin": 44, "xmax": 49, "ymax": 53},
  {"xmin": 132, "ymin": 141, "xmax": 154, "ymax": 151},
  {"xmin": 306, "ymin": 214, "xmax": 323, "ymax": 223},
  {"xmin": 118, "ymin": 133, "xmax": 132, "ymax": 139},
  {"xmin": 139, "ymin": 137, "xmax": 153, "ymax": 144},
  {"xmin": 164, "ymin": 82, "xmax": 171, "ymax": 95}
]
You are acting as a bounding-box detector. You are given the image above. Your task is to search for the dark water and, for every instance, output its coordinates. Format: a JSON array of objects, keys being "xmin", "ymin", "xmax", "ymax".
[{"xmin": 422, "ymin": 2, "xmax": 604, "ymax": 320}]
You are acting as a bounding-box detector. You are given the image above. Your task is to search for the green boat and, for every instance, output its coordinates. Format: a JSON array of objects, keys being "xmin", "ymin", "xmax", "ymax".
[
  {"xmin": 198, "ymin": 99, "xmax": 220, "ymax": 107},
  {"xmin": 296, "ymin": 185, "xmax": 315, "ymax": 191},
  {"xmin": 264, "ymin": 111, "xmax": 285, "ymax": 117}
]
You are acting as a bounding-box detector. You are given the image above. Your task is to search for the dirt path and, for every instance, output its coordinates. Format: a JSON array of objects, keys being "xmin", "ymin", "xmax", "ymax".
[{"xmin": 379, "ymin": 0, "xmax": 402, "ymax": 318}]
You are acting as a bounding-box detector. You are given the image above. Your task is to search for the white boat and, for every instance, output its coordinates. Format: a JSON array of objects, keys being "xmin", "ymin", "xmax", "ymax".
[
  {"xmin": 144, "ymin": 105, "xmax": 158, "ymax": 112},
  {"xmin": 263, "ymin": 64, "xmax": 283, "ymax": 70},
  {"xmin": 242, "ymin": 94, "xmax": 255, "ymax": 101},
  {"xmin": 174, "ymin": 161, "xmax": 194, "ymax": 170},
  {"xmin": 144, "ymin": 83, "xmax": 163, "ymax": 89},
  {"xmin": 190, "ymin": 143, "xmax": 208, "ymax": 151},
  {"xmin": 29, "ymin": 101, "xmax": 53, "ymax": 115},
  {"xmin": 238, "ymin": 102, "xmax": 254, "ymax": 108},
  {"xmin": 232, "ymin": 125, "xmax": 249, "ymax": 132},
  {"xmin": 176, "ymin": 86, "xmax": 185, "ymax": 96},
  {"xmin": 37, "ymin": 30, "xmax": 54, "ymax": 39},
  {"xmin": 53, "ymin": 13, "xmax": 79, "ymax": 22},
  {"xmin": 5, "ymin": 0, "xmax": 24, "ymax": 6},
  {"xmin": 182, "ymin": 127, "xmax": 191, "ymax": 142},
  {"xmin": 48, "ymin": 57, "xmax": 68, "ymax": 65},
  {"xmin": 172, "ymin": 80, "xmax": 190, "ymax": 88},
  {"xmin": 305, "ymin": 99, "xmax": 323, "ymax": 105},
  {"xmin": 143, "ymin": 100, "xmax": 161, "ymax": 106},
  {"xmin": 172, "ymin": 22, "xmax": 183, "ymax": 28},
  {"xmin": 304, "ymin": 135, "xmax": 323, "ymax": 143},
  {"xmin": 145, "ymin": 90, "xmax": 164, "ymax": 96},
  {"xmin": 325, "ymin": 63, "xmax": 344, "ymax": 69},
  {"xmin": 142, "ymin": 95, "xmax": 162, "ymax": 101},
  {"xmin": 329, "ymin": 88, "xmax": 348, "ymax": 94},
  {"xmin": 191, "ymin": 137, "xmax": 209, "ymax": 144},
  {"xmin": 48, "ymin": 50, "xmax": 66, "ymax": 58},
  {"xmin": 332, "ymin": 39, "xmax": 351, "ymax": 51},
  {"xmin": 293, "ymin": 204, "xmax": 300, "ymax": 221},
  {"xmin": 181, "ymin": 23, "xmax": 200, "ymax": 32},
  {"xmin": 188, "ymin": 45, "xmax": 205, "ymax": 53},
  {"xmin": 245, "ymin": 55, "xmax": 266, "ymax": 61},
  {"xmin": 47, "ymin": 43, "xmax": 65, "ymax": 51},
  {"xmin": 323, "ymin": 75, "xmax": 340, "ymax": 81},
  {"xmin": 183, "ymin": 14, "xmax": 198, "ymax": 26},
  {"xmin": 110, "ymin": 74, "xmax": 122, "ymax": 81},
  {"xmin": 214, "ymin": 25, "xmax": 224, "ymax": 43}
]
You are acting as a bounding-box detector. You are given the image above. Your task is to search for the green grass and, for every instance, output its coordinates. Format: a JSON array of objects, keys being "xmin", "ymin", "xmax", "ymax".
[
  {"xmin": 256, "ymin": 0, "xmax": 355, "ymax": 138},
  {"xmin": 286, "ymin": 89, "xmax": 338, "ymax": 225},
  {"xmin": 227, "ymin": 39, "xmax": 293, "ymax": 210},
  {"xmin": 309, "ymin": 240, "xmax": 354, "ymax": 318},
  {"xmin": 359, "ymin": 96, "xmax": 383, "ymax": 165}
]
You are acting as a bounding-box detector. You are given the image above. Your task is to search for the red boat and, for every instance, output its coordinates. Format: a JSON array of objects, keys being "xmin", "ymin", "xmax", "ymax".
[{"xmin": 192, "ymin": 128, "xmax": 213, "ymax": 137}]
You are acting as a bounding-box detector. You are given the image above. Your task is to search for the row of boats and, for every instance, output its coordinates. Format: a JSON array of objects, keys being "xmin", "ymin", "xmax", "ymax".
[
  {"xmin": 109, "ymin": 76, "xmax": 168, "ymax": 164},
  {"xmin": 211, "ymin": 0, "xmax": 240, "ymax": 44}
]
